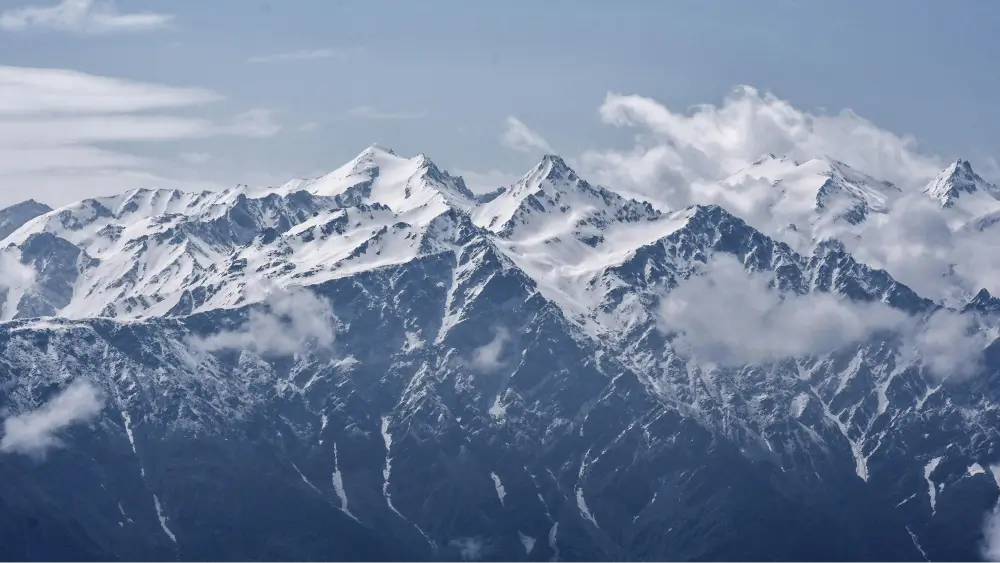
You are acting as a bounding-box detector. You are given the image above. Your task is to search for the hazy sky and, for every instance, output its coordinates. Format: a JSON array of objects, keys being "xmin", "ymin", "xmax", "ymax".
[{"xmin": 1, "ymin": 0, "xmax": 998, "ymax": 206}]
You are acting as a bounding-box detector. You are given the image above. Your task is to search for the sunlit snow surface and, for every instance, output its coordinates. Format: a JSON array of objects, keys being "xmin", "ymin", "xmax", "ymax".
[{"xmin": 2, "ymin": 144, "xmax": 1000, "ymax": 561}]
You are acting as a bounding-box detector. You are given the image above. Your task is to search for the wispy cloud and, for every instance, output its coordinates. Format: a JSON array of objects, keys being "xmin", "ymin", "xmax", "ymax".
[
  {"xmin": 580, "ymin": 86, "xmax": 943, "ymax": 207},
  {"xmin": 188, "ymin": 286, "xmax": 336, "ymax": 359},
  {"xmin": 0, "ymin": 65, "xmax": 219, "ymax": 115},
  {"xmin": 347, "ymin": 105, "xmax": 426, "ymax": 120},
  {"xmin": 0, "ymin": 379, "xmax": 104, "ymax": 459},
  {"xmin": 247, "ymin": 48, "xmax": 355, "ymax": 64},
  {"xmin": 0, "ymin": 248, "xmax": 35, "ymax": 292},
  {"xmin": 0, "ymin": 65, "xmax": 280, "ymax": 206},
  {"xmin": 470, "ymin": 327, "xmax": 510, "ymax": 373},
  {"xmin": 658, "ymin": 254, "xmax": 989, "ymax": 378},
  {"xmin": 179, "ymin": 152, "xmax": 211, "ymax": 165},
  {"xmin": 501, "ymin": 116, "xmax": 553, "ymax": 154},
  {"xmin": 0, "ymin": 0, "xmax": 173, "ymax": 34},
  {"xmin": 983, "ymin": 507, "xmax": 1000, "ymax": 562},
  {"xmin": 228, "ymin": 108, "xmax": 282, "ymax": 138},
  {"xmin": 449, "ymin": 537, "xmax": 486, "ymax": 561},
  {"xmin": 659, "ymin": 254, "xmax": 908, "ymax": 367}
]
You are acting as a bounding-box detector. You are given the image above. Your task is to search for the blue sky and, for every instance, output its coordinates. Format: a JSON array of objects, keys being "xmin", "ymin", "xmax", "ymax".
[{"xmin": 1, "ymin": 0, "xmax": 998, "ymax": 205}]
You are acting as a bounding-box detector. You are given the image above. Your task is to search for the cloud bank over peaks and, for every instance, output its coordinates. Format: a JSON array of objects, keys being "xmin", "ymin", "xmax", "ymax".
[
  {"xmin": 658, "ymin": 254, "xmax": 990, "ymax": 378},
  {"xmin": 847, "ymin": 191, "xmax": 1000, "ymax": 301},
  {"xmin": 580, "ymin": 86, "xmax": 945, "ymax": 210}
]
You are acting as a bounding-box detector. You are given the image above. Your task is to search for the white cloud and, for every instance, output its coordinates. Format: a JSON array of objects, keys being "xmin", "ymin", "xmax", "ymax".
[
  {"xmin": 0, "ymin": 379, "xmax": 104, "ymax": 458},
  {"xmin": 347, "ymin": 105, "xmax": 426, "ymax": 120},
  {"xmin": 449, "ymin": 537, "xmax": 485, "ymax": 561},
  {"xmin": 228, "ymin": 108, "xmax": 282, "ymax": 138},
  {"xmin": 847, "ymin": 192, "xmax": 1000, "ymax": 301},
  {"xmin": 0, "ymin": 0, "xmax": 173, "ymax": 34},
  {"xmin": 247, "ymin": 48, "xmax": 353, "ymax": 64},
  {"xmin": 0, "ymin": 248, "xmax": 35, "ymax": 291},
  {"xmin": 0, "ymin": 66, "xmax": 219, "ymax": 116},
  {"xmin": 0, "ymin": 65, "xmax": 280, "ymax": 207},
  {"xmin": 658, "ymin": 254, "xmax": 989, "ymax": 376},
  {"xmin": 580, "ymin": 86, "xmax": 944, "ymax": 208},
  {"xmin": 983, "ymin": 507, "xmax": 1000, "ymax": 562},
  {"xmin": 572, "ymin": 86, "xmax": 1000, "ymax": 312},
  {"xmin": 179, "ymin": 152, "xmax": 212, "ymax": 165},
  {"xmin": 906, "ymin": 308, "xmax": 990, "ymax": 380},
  {"xmin": 297, "ymin": 121, "xmax": 321, "ymax": 132},
  {"xmin": 658, "ymin": 254, "xmax": 908, "ymax": 367},
  {"xmin": 470, "ymin": 327, "xmax": 510, "ymax": 373},
  {"xmin": 501, "ymin": 116, "xmax": 553, "ymax": 154},
  {"xmin": 189, "ymin": 287, "xmax": 336, "ymax": 358}
]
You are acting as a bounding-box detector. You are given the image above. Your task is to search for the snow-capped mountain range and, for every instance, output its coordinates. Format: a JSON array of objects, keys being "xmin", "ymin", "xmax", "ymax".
[{"xmin": 1, "ymin": 144, "xmax": 999, "ymax": 561}]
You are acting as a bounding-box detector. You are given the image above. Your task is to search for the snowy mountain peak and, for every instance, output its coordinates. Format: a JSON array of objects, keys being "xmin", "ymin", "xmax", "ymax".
[
  {"xmin": 472, "ymin": 154, "xmax": 659, "ymax": 238},
  {"xmin": 924, "ymin": 158, "xmax": 1000, "ymax": 207},
  {"xmin": 751, "ymin": 153, "xmax": 792, "ymax": 166},
  {"xmin": 0, "ymin": 199, "xmax": 52, "ymax": 240},
  {"xmin": 282, "ymin": 146, "xmax": 476, "ymax": 217},
  {"xmin": 361, "ymin": 142, "xmax": 398, "ymax": 157},
  {"xmin": 518, "ymin": 154, "xmax": 577, "ymax": 191},
  {"xmin": 717, "ymin": 155, "xmax": 902, "ymax": 252}
]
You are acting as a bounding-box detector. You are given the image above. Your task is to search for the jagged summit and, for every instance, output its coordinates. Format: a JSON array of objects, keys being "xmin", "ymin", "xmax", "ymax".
[
  {"xmin": 1, "ymin": 141, "xmax": 999, "ymax": 561},
  {"xmin": 362, "ymin": 142, "xmax": 398, "ymax": 156},
  {"xmin": 719, "ymin": 154, "xmax": 901, "ymax": 251},
  {"xmin": 924, "ymin": 158, "xmax": 1000, "ymax": 207},
  {"xmin": 472, "ymin": 153, "xmax": 660, "ymax": 238},
  {"xmin": 750, "ymin": 153, "xmax": 794, "ymax": 167},
  {"xmin": 274, "ymin": 145, "xmax": 476, "ymax": 217},
  {"xmin": 0, "ymin": 198, "xmax": 52, "ymax": 240}
]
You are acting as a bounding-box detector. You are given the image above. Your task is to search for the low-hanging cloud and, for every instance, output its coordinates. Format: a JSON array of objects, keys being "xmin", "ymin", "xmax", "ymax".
[
  {"xmin": 469, "ymin": 327, "xmax": 510, "ymax": 373},
  {"xmin": 659, "ymin": 254, "xmax": 909, "ymax": 367},
  {"xmin": 189, "ymin": 286, "xmax": 335, "ymax": 358},
  {"xmin": 983, "ymin": 506, "xmax": 1000, "ymax": 562},
  {"xmin": 449, "ymin": 537, "xmax": 485, "ymax": 561},
  {"xmin": 658, "ymin": 254, "xmax": 989, "ymax": 377},
  {"xmin": 908, "ymin": 308, "xmax": 990, "ymax": 380},
  {"xmin": 0, "ymin": 248, "xmax": 35, "ymax": 291},
  {"xmin": 0, "ymin": 379, "xmax": 104, "ymax": 458},
  {"xmin": 848, "ymin": 192, "xmax": 1000, "ymax": 302}
]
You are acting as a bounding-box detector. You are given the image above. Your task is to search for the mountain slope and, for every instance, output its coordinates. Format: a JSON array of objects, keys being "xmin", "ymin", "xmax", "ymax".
[{"xmin": 0, "ymin": 146, "xmax": 998, "ymax": 561}]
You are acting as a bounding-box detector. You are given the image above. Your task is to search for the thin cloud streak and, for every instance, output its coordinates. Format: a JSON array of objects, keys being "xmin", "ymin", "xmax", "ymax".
[
  {"xmin": 247, "ymin": 48, "xmax": 355, "ymax": 64},
  {"xmin": 501, "ymin": 116, "xmax": 553, "ymax": 154},
  {"xmin": 0, "ymin": 0, "xmax": 173, "ymax": 34},
  {"xmin": 347, "ymin": 105, "xmax": 426, "ymax": 120}
]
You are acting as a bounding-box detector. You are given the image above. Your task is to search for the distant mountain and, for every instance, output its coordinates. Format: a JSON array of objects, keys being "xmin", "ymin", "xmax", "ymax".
[
  {"xmin": 924, "ymin": 159, "xmax": 1000, "ymax": 209},
  {"xmin": 0, "ymin": 146, "xmax": 998, "ymax": 561},
  {"xmin": 719, "ymin": 154, "xmax": 900, "ymax": 250},
  {"xmin": 0, "ymin": 199, "xmax": 51, "ymax": 240}
]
